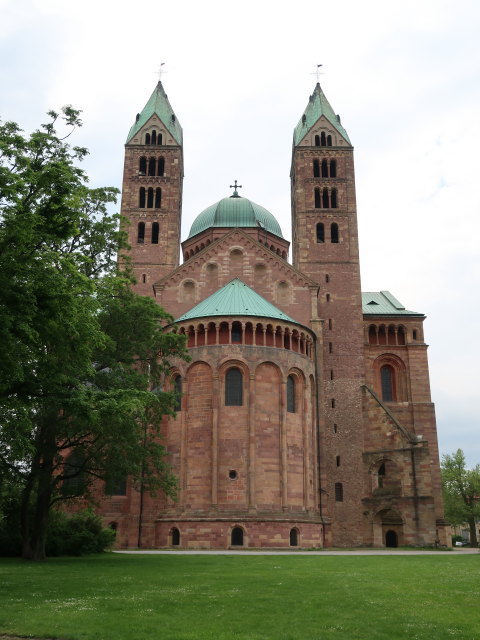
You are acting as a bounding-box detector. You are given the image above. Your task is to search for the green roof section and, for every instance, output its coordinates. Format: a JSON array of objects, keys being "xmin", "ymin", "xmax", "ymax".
[
  {"xmin": 126, "ymin": 82, "xmax": 183, "ymax": 145},
  {"xmin": 176, "ymin": 279, "xmax": 295, "ymax": 323},
  {"xmin": 294, "ymin": 83, "xmax": 351, "ymax": 146},
  {"xmin": 362, "ymin": 291, "xmax": 424, "ymax": 316},
  {"xmin": 187, "ymin": 194, "xmax": 284, "ymax": 239}
]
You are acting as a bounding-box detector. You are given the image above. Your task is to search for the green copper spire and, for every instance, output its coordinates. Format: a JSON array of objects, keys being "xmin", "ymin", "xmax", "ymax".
[
  {"xmin": 294, "ymin": 83, "xmax": 351, "ymax": 146},
  {"xmin": 126, "ymin": 81, "xmax": 183, "ymax": 145},
  {"xmin": 175, "ymin": 278, "xmax": 295, "ymax": 323}
]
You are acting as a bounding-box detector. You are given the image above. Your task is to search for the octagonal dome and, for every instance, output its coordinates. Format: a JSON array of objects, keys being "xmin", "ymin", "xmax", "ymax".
[{"xmin": 187, "ymin": 194, "xmax": 284, "ymax": 239}]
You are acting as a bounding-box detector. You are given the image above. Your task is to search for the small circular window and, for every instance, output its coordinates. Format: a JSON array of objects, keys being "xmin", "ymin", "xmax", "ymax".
[{"xmin": 229, "ymin": 470, "xmax": 238, "ymax": 480}]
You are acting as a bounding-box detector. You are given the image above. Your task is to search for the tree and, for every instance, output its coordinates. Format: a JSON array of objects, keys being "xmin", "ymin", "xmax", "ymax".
[
  {"xmin": 0, "ymin": 108, "xmax": 188, "ymax": 560},
  {"xmin": 441, "ymin": 449, "xmax": 480, "ymax": 547}
]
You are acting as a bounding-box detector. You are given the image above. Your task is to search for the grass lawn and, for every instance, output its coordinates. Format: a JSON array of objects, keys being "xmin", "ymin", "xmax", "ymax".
[{"xmin": 0, "ymin": 553, "xmax": 479, "ymax": 640}]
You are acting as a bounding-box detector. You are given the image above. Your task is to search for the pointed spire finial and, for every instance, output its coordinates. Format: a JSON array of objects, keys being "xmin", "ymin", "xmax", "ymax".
[
  {"xmin": 311, "ymin": 64, "xmax": 324, "ymax": 83},
  {"xmin": 156, "ymin": 62, "xmax": 166, "ymax": 83},
  {"xmin": 229, "ymin": 180, "xmax": 243, "ymax": 198}
]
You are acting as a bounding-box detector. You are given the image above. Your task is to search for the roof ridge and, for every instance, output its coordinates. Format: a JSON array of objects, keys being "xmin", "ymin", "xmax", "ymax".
[{"xmin": 153, "ymin": 228, "xmax": 319, "ymax": 290}]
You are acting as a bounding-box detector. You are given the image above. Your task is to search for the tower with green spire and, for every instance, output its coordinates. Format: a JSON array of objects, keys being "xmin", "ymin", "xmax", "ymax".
[
  {"xmin": 120, "ymin": 82, "xmax": 184, "ymax": 294},
  {"xmin": 291, "ymin": 82, "xmax": 366, "ymax": 546}
]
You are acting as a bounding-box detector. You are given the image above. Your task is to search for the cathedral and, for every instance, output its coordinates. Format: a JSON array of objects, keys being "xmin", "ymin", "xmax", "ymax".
[{"xmin": 99, "ymin": 80, "xmax": 449, "ymax": 548}]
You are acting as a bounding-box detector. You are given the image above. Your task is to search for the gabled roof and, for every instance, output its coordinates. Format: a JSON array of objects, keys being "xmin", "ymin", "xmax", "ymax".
[
  {"xmin": 155, "ymin": 228, "xmax": 318, "ymax": 291},
  {"xmin": 126, "ymin": 82, "xmax": 183, "ymax": 145},
  {"xmin": 362, "ymin": 291, "xmax": 424, "ymax": 317},
  {"xmin": 294, "ymin": 83, "xmax": 351, "ymax": 146},
  {"xmin": 175, "ymin": 278, "xmax": 295, "ymax": 323}
]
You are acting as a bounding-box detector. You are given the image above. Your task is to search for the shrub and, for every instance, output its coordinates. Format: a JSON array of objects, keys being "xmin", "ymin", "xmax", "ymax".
[{"xmin": 45, "ymin": 510, "xmax": 116, "ymax": 556}]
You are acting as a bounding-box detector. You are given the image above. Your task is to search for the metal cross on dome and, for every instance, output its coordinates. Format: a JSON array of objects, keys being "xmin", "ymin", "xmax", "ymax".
[{"xmin": 230, "ymin": 180, "xmax": 242, "ymax": 197}]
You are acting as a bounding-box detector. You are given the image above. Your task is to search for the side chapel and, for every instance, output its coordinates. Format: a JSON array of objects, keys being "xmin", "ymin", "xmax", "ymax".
[{"xmin": 97, "ymin": 80, "xmax": 449, "ymax": 548}]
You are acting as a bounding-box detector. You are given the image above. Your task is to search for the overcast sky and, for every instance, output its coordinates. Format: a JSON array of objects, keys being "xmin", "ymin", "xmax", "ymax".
[{"xmin": 1, "ymin": 0, "xmax": 479, "ymax": 466}]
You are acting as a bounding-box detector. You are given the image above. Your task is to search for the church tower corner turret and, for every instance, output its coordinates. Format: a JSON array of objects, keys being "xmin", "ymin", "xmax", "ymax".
[{"xmin": 120, "ymin": 82, "xmax": 184, "ymax": 296}]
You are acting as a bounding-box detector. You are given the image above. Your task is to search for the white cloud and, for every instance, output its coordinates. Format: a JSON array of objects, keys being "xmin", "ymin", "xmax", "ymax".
[{"xmin": 2, "ymin": 0, "xmax": 480, "ymax": 466}]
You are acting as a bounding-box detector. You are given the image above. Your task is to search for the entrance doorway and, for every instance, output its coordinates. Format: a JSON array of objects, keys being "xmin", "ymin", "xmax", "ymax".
[{"xmin": 385, "ymin": 530, "xmax": 398, "ymax": 547}]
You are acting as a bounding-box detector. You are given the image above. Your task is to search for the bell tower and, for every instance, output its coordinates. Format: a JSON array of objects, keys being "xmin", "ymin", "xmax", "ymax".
[
  {"xmin": 291, "ymin": 83, "xmax": 366, "ymax": 545},
  {"xmin": 120, "ymin": 82, "xmax": 183, "ymax": 296}
]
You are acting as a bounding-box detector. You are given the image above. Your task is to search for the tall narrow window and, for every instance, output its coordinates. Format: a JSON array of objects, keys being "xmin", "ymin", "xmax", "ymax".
[
  {"xmin": 316, "ymin": 222, "xmax": 325, "ymax": 243},
  {"xmin": 139, "ymin": 187, "xmax": 146, "ymax": 208},
  {"xmin": 314, "ymin": 134, "xmax": 320, "ymax": 146},
  {"xmin": 139, "ymin": 157, "xmax": 147, "ymax": 175},
  {"xmin": 157, "ymin": 157, "xmax": 165, "ymax": 176},
  {"xmin": 157, "ymin": 132, "xmax": 163, "ymax": 145},
  {"xmin": 287, "ymin": 375, "xmax": 296, "ymax": 413},
  {"xmin": 327, "ymin": 134, "xmax": 332, "ymax": 146},
  {"xmin": 313, "ymin": 159, "xmax": 320, "ymax": 177},
  {"xmin": 330, "ymin": 159, "xmax": 337, "ymax": 177},
  {"xmin": 321, "ymin": 132, "xmax": 327, "ymax": 146},
  {"xmin": 321, "ymin": 159, "xmax": 328, "ymax": 177},
  {"xmin": 151, "ymin": 222, "xmax": 159, "ymax": 244},
  {"xmin": 331, "ymin": 188, "xmax": 338, "ymax": 209},
  {"xmin": 155, "ymin": 187, "xmax": 162, "ymax": 208},
  {"xmin": 151, "ymin": 130, "xmax": 157, "ymax": 145},
  {"xmin": 335, "ymin": 482, "xmax": 343, "ymax": 502},
  {"xmin": 137, "ymin": 222, "xmax": 145, "ymax": 244},
  {"xmin": 147, "ymin": 187, "xmax": 154, "ymax": 208},
  {"xmin": 174, "ymin": 375, "xmax": 182, "ymax": 411},
  {"xmin": 148, "ymin": 157, "xmax": 156, "ymax": 176},
  {"xmin": 378, "ymin": 462, "xmax": 386, "ymax": 488},
  {"xmin": 225, "ymin": 368, "xmax": 243, "ymax": 406},
  {"xmin": 331, "ymin": 223, "xmax": 339, "ymax": 243},
  {"xmin": 145, "ymin": 133, "xmax": 151, "ymax": 145},
  {"xmin": 381, "ymin": 365, "xmax": 394, "ymax": 402},
  {"xmin": 322, "ymin": 188, "xmax": 329, "ymax": 208},
  {"xmin": 62, "ymin": 451, "xmax": 85, "ymax": 496},
  {"xmin": 314, "ymin": 188, "xmax": 321, "ymax": 209}
]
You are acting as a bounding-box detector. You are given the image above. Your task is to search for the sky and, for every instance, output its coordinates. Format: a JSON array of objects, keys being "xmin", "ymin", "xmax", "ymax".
[{"xmin": 1, "ymin": 0, "xmax": 479, "ymax": 466}]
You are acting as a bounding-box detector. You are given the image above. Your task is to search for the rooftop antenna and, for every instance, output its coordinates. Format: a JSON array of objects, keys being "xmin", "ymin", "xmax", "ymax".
[{"xmin": 312, "ymin": 64, "xmax": 324, "ymax": 83}]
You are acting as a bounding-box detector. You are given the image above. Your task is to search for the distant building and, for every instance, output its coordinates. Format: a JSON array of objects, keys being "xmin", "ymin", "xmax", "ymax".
[{"xmin": 96, "ymin": 81, "xmax": 449, "ymax": 548}]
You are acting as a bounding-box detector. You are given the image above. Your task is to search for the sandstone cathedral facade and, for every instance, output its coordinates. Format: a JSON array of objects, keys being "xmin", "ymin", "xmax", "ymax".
[{"xmin": 97, "ymin": 81, "xmax": 449, "ymax": 548}]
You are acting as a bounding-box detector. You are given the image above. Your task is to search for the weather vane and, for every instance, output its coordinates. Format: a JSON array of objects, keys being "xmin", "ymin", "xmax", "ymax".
[
  {"xmin": 230, "ymin": 180, "xmax": 242, "ymax": 197},
  {"xmin": 156, "ymin": 62, "xmax": 166, "ymax": 82},
  {"xmin": 312, "ymin": 64, "xmax": 324, "ymax": 82}
]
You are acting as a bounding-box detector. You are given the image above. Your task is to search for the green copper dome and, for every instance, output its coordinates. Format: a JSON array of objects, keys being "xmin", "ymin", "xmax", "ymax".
[{"xmin": 187, "ymin": 194, "xmax": 284, "ymax": 239}]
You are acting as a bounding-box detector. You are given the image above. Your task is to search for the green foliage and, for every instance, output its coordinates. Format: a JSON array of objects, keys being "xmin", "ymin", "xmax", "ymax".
[
  {"xmin": 441, "ymin": 449, "xmax": 480, "ymax": 546},
  {"xmin": 0, "ymin": 477, "xmax": 22, "ymax": 556},
  {"xmin": 0, "ymin": 107, "xmax": 189, "ymax": 560},
  {"xmin": 45, "ymin": 510, "xmax": 115, "ymax": 556}
]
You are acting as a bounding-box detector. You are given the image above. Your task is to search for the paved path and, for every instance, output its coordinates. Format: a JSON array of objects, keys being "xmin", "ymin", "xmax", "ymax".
[{"xmin": 116, "ymin": 548, "xmax": 478, "ymax": 556}]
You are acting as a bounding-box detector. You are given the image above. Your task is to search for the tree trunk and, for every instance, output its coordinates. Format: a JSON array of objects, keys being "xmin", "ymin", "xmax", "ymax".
[
  {"xmin": 21, "ymin": 419, "xmax": 57, "ymax": 560},
  {"xmin": 468, "ymin": 516, "xmax": 478, "ymax": 547},
  {"xmin": 20, "ymin": 473, "xmax": 35, "ymax": 560}
]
